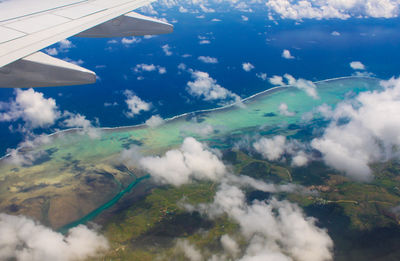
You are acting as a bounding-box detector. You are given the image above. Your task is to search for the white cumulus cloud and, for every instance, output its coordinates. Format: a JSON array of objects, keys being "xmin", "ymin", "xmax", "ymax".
[
  {"xmin": 124, "ymin": 90, "xmax": 151, "ymax": 118},
  {"xmin": 162, "ymin": 44, "xmax": 173, "ymax": 56},
  {"xmin": 242, "ymin": 62, "xmax": 255, "ymax": 72},
  {"xmin": 145, "ymin": 115, "xmax": 165, "ymax": 127},
  {"xmin": 186, "ymin": 70, "xmax": 241, "ymax": 104},
  {"xmin": 311, "ymin": 77, "xmax": 400, "ymax": 181},
  {"xmin": 279, "ymin": 102, "xmax": 296, "ymax": 116},
  {"xmin": 269, "ymin": 75, "xmax": 285, "ymax": 86},
  {"xmin": 350, "ymin": 61, "xmax": 366, "ymax": 70},
  {"xmin": 198, "ymin": 56, "xmax": 219, "ymax": 64},
  {"xmin": 282, "ymin": 49, "xmax": 295, "ymax": 59},
  {"xmin": 183, "ymin": 183, "xmax": 333, "ymax": 261},
  {"xmin": 253, "ymin": 135, "xmax": 309, "ymax": 167},
  {"xmin": 121, "ymin": 36, "xmax": 141, "ymax": 45},
  {"xmin": 134, "ymin": 64, "xmax": 167, "ymax": 74},
  {"xmin": 0, "ymin": 213, "xmax": 108, "ymax": 261},
  {"xmin": 269, "ymin": 74, "xmax": 318, "ymax": 99},
  {"xmin": 0, "ymin": 88, "xmax": 59, "ymax": 129},
  {"xmin": 139, "ymin": 137, "xmax": 227, "ymax": 186},
  {"xmin": 266, "ymin": 0, "xmax": 399, "ymax": 20}
]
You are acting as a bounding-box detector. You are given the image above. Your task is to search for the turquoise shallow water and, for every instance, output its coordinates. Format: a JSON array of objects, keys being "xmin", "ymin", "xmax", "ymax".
[
  {"xmin": 0, "ymin": 76, "xmax": 382, "ymax": 229},
  {"xmin": 22, "ymin": 76, "xmax": 380, "ymax": 156}
]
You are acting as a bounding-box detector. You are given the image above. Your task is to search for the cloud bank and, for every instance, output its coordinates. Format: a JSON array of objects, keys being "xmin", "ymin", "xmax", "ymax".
[
  {"xmin": 266, "ymin": 0, "xmax": 399, "ymax": 20},
  {"xmin": 0, "ymin": 214, "xmax": 108, "ymax": 261},
  {"xmin": 151, "ymin": 0, "xmax": 399, "ymax": 19},
  {"xmin": 182, "ymin": 183, "xmax": 333, "ymax": 261},
  {"xmin": 311, "ymin": 77, "xmax": 400, "ymax": 181}
]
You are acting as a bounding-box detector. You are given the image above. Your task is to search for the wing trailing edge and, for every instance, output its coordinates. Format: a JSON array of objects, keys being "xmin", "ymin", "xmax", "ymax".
[
  {"xmin": 0, "ymin": 52, "xmax": 96, "ymax": 88},
  {"xmin": 77, "ymin": 12, "xmax": 173, "ymax": 37}
]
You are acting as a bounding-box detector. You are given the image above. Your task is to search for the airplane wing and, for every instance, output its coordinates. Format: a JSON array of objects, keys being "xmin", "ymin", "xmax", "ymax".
[{"xmin": 0, "ymin": 0, "xmax": 173, "ymax": 88}]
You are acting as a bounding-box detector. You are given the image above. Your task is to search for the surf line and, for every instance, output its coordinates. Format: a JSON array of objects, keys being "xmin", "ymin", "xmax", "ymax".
[{"xmin": 58, "ymin": 174, "xmax": 150, "ymax": 234}]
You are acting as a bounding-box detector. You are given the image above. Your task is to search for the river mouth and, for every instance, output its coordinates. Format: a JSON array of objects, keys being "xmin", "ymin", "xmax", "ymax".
[{"xmin": 58, "ymin": 175, "xmax": 150, "ymax": 234}]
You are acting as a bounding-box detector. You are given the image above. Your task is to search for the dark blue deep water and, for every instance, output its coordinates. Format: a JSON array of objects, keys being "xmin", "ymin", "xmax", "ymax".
[{"xmin": 1, "ymin": 7, "xmax": 400, "ymax": 155}]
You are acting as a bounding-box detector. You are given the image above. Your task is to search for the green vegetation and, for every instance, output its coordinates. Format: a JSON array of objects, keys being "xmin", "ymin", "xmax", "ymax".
[{"xmin": 101, "ymin": 182, "xmax": 218, "ymax": 260}]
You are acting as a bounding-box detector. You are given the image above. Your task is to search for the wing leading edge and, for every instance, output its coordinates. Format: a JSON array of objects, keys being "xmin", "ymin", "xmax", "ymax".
[{"xmin": 0, "ymin": 0, "xmax": 173, "ymax": 88}]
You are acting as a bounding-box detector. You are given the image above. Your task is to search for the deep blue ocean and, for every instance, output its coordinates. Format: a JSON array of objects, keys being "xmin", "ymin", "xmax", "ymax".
[{"xmin": 1, "ymin": 8, "xmax": 400, "ymax": 155}]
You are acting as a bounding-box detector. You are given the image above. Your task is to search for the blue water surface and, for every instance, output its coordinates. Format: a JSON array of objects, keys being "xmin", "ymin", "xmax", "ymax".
[{"xmin": 0, "ymin": 7, "xmax": 400, "ymax": 154}]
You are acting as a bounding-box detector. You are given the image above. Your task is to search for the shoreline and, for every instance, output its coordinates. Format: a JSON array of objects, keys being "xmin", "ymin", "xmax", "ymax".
[{"xmin": 0, "ymin": 75, "xmax": 378, "ymax": 161}]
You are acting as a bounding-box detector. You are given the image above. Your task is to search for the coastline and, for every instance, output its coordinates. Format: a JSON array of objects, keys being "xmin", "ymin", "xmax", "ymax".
[{"xmin": 0, "ymin": 75, "xmax": 379, "ymax": 161}]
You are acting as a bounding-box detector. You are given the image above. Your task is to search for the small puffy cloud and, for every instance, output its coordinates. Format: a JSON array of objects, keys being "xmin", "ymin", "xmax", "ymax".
[
  {"xmin": 198, "ymin": 56, "xmax": 218, "ymax": 64},
  {"xmin": 59, "ymin": 39, "xmax": 74, "ymax": 50},
  {"xmin": 186, "ymin": 70, "xmax": 241, "ymax": 104},
  {"xmin": 279, "ymin": 102, "xmax": 295, "ymax": 116},
  {"xmin": 104, "ymin": 102, "xmax": 118, "ymax": 107},
  {"xmin": 220, "ymin": 234, "xmax": 239, "ymax": 257},
  {"xmin": 269, "ymin": 75, "xmax": 285, "ymax": 86},
  {"xmin": 292, "ymin": 151, "xmax": 309, "ymax": 167},
  {"xmin": 241, "ymin": 15, "xmax": 249, "ymax": 21},
  {"xmin": 285, "ymin": 74, "xmax": 319, "ymax": 99},
  {"xmin": 282, "ymin": 49, "xmax": 295, "ymax": 59},
  {"xmin": 134, "ymin": 63, "xmax": 156, "ymax": 72},
  {"xmin": 242, "ymin": 62, "xmax": 255, "ymax": 72},
  {"xmin": 63, "ymin": 113, "xmax": 91, "ymax": 129},
  {"xmin": 253, "ymin": 135, "xmax": 309, "ymax": 166},
  {"xmin": 199, "ymin": 39, "xmax": 211, "ymax": 44},
  {"xmin": 45, "ymin": 48, "xmax": 58, "ymax": 56},
  {"xmin": 178, "ymin": 63, "xmax": 187, "ymax": 70},
  {"xmin": 63, "ymin": 58, "xmax": 84, "ymax": 66},
  {"xmin": 200, "ymin": 4, "xmax": 215, "ymax": 13},
  {"xmin": 198, "ymin": 35, "xmax": 211, "ymax": 44},
  {"xmin": 179, "ymin": 6, "xmax": 189, "ymax": 13},
  {"xmin": 256, "ymin": 72, "xmax": 268, "ymax": 81},
  {"xmin": 143, "ymin": 34, "xmax": 157, "ymax": 39},
  {"xmin": 162, "ymin": 44, "xmax": 172, "ymax": 56},
  {"xmin": 175, "ymin": 240, "xmax": 202, "ymax": 261},
  {"xmin": 0, "ymin": 88, "xmax": 59, "ymax": 129},
  {"xmin": 180, "ymin": 123, "xmax": 215, "ymax": 137},
  {"xmin": 46, "ymin": 39, "xmax": 74, "ymax": 54},
  {"xmin": 145, "ymin": 115, "xmax": 165, "ymax": 127},
  {"xmin": 269, "ymin": 75, "xmax": 318, "ymax": 99},
  {"xmin": 5, "ymin": 134, "xmax": 51, "ymax": 166},
  {"xmin": 253, "ymin": 135, "xmax": 287, "ymax": 161},
  {"xmin": 124, "ymin": 90, "xmax": 151, "ymax": 118},
  {"xmin": 350, "ymin": 61, "xmax": 366, "ymax": 70},
  {"xmin": 331, "ymin": 31, "xmax": 341, "ymax": 36},
  {"xmin": 0, "ymin": 213, "xmax": 108, "ymax": 261},
  {"xmin": 122, "ymin": 37, "xmax": 141, "ymax": 45},
  {"xmin": 139, "ymin": 137, "xmax": 227, "ymax": 186},
  {"xmin": 211, "ymin": 18, "xmax": 221, "ymax": 22},
  {"xmin": 107, "ymin": 39, "xmax": 118, "ymax": 44},
  {"xmin": 158, "ymin": 67, "xmax": 167, "ymax": 74},
  {"xmin": 133, "ymin": 64, "xmax": 167, "ymax": 74},
  {"xmin": 63, "ymin": 112, "xmax": 100, "ymax": 139}
]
